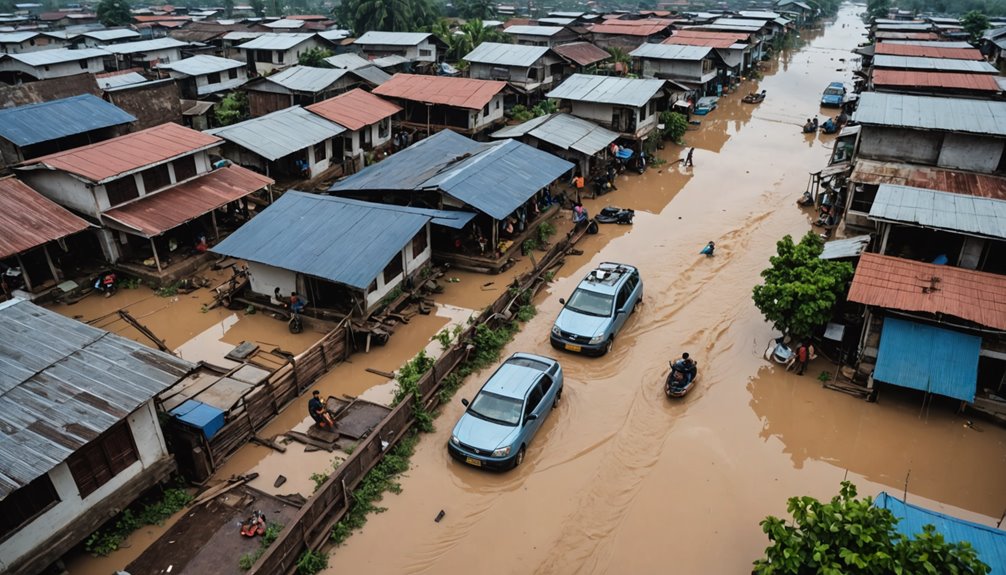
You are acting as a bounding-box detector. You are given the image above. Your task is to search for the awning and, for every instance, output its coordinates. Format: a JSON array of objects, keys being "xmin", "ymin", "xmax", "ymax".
[
  {"xmin": 874, "ymin": 317, "xmax": 980, "ymax": 402},
  {"xmin": 102, "ymin": 165, "xmax": 273, "ymax": 238}
]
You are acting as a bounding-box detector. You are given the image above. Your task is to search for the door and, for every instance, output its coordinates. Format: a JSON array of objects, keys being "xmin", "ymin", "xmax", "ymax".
[
  {"xmin": 522, "ymin": 384, "xmax": 545, "ymax": 441},
  {"xmin": 613, "ymin": 284, "xmax": 631, "ymax": 333}
]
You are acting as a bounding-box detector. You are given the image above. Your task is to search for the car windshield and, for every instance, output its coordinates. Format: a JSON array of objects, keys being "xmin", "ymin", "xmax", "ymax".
[
  {"xmin": 468, "ymin": 391, "xmax": 522, "ymax": 426},
  {"xmin": 824, "ymin": 87, "xmax": 844, "ymax": 96},
  {"xmin": 565, "ymin": 288, "xmax": 614, "ymax": 317}
]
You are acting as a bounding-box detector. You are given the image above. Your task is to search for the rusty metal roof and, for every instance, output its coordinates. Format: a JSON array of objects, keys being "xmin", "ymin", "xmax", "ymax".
[
  {"xmin": 553, "ymin": 41, "xmax": 610, "ymax": 66},
  {"xmin": 663, "ymin": 34, "xmax": 741, "ymax": 48},
  {"xmin": 19, "ymin": 123, "xmax": 222, "ymax": 184},
  {"xmin": 851, "ymin": 160, "xmax": 1006, "ymax": 200},
  {"xmin": 0, "ymin": 177, "xmax": 89, "ymax": 258},
  {"xmin": 0, "ymin": 298, "xmax": 196, "ymax": 499},
  {"xmin": 372, "ymin": 73, "xmax": 506, "ymax": 110},
  {"xmin": 102, "ymin": 164, "xmax": 272, "ymax": 238},
  {"xmin": 848, "ymin": 253, "xmax": 1006, "ymax": 330},
  {"xmin": 876, "ymin": 31, "xmax": 940, "ymax": 40},
  {"xmin": 306, "ymin": 88, "xmax": 401, "ymax": 131},
  {"xmin": 874, "ymin": 42, "xmax": 983, "ymax": 60},
  {"xmin": 872, "ymin": 70, "xmax": 1001, "ymax": 92},
  {"xmin": 590, "ymin": 21, "xmax": 673, "ymax": 36}
]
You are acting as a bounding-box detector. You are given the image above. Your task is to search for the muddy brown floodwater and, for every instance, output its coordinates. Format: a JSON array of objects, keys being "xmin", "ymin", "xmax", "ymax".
[{"xmin": 318, "ymin": 7, "xmax": 1006, "ymax": 575}]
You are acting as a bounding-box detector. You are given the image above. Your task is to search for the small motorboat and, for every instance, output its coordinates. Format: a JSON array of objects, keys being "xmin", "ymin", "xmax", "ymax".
[
  {"xmin": 665, "ymin": 359, "xmax": 699, "ymax": 398},
  {"xmin": 595, "ymin": 206, "xmax": 634, "ymax": 224},
  {"xmin": 742, "ymin": 90, "xmax": 766, "ymax": 104}
]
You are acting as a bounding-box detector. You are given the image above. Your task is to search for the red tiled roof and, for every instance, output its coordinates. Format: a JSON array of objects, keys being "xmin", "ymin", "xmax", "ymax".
[
  {"xmin": 851, "ymin": 160, "xmax": 1006, "ymax": 200},
  {"xmin": 0, "ymin": 177, "xmax": 90, "ymax": 258},
  {"xmin": 553, "ymin": 41, "xmax": 611, "ymax": 66},
  {"xmin": 307, "ymin": 88, "xmax": 402, "ymax": 132},
  {"xmin": 874, "ymin": 42, "xmax": 984, "ymax": 60},
  {"xmin": 872, "ymin": 70, "xmax": 1001, "ymax": 92},
  {"xmin": 22, "ymin": 123, "xmax": 221, "ymax": 184},
  {"xmin": 875, "ymin": 31, "xmax": 940, "ymax": 40},
  {"xmin": 102, "ymin": 164, "xmax": 272, "ymax": 238},
  {"xmin": 372, "ymin": 73, "xmax": 507, "ymax": 110},
  {"xmin": 848, "ymin": 253, "xmax": 1006, "ymax": 330},
  {"xmin": 590, "ymin": 21, "xmax": 673, "ymax": 36}
]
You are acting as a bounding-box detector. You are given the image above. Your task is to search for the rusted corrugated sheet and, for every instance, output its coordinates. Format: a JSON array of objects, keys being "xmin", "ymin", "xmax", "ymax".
[
  {"xmin": 102, "ymin": 164, "xmax": 273, "ymax": 238},
  {"xmin": 0, "ymin": 177, "xmax": 90, "ymax": 258},
  {"xmin": 848, "ymin": 253, "xmax": 1006, "ymax": 330},
  {"xmin": 553, "ymin": 41, "xmax": 611, "ymax": 66},
  {"xmin": 874, "ymin": 42, "xmax": 983, "ymax": 60},
  {"xmin": 0, "ymin": 299, "xmax": 196, "ymax": 498},
  {"xmin": 21, "ymin": 122, "xmax": 220, "ymax": 184},
  {"xmin": 876, "ymin": 31, "xmax": 940, "ymax": 40},
  {"xmin": 872, "ymin": 70, "xmax": 1001, "ymax": 91},
  {"xmin": 307, "ymin": 88, "xmax": 401, "ymax": 131},
  {"xmin": 851, "ymin": 159, "xmax": 1006, "ymax": 200},
  {"xmin": 590, "ymin": 21, "xmax": 673, "ymax": 36},
  {"xmin": 373, "ymin": 73, "xmax": 506, "ymax": 111},
  {"xmin": 663, "ymin": 29, "xmax": 751, "ymax": 47}
]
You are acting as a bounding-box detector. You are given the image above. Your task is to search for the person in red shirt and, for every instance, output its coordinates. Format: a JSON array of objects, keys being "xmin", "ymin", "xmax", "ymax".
[{"xmin": 796, "ymin": 342, "xmax": 809, "ymax": 375}]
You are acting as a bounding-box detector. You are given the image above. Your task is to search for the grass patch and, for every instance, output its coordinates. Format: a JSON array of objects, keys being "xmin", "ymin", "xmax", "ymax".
[
  {"xmin": 85, "ymin": 484, "xmax": 193, "ymax": 556},
  {"xmin": 238, "ymin": 522, "xmax": 283, "ymax": 570}
]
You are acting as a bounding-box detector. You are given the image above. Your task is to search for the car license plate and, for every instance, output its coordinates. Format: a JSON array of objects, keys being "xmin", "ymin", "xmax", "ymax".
[
  {"xmin": 565, "ymin": 344, "xmax": 581, "ymax": 352},
  {"xmin": 465, "ymin": 457, "xmax": 482, "ymax": 467}
]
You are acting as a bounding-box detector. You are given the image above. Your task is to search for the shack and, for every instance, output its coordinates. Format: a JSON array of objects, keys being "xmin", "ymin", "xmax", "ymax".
[
  {"xmin": 103, "ymin": 37, "xmax": 192, "ymax": 71},
  {"xmin": 372, "ymin": 73, "xmax": 508, "ymax": 136},
  {"xmin": 328, "ymin": 129, "xmax": 573, "ymax": 273},
  {"xmin": 0, "ymin": 299, "xmax": 196, "ymax": 575},
  {"xmin": 212, "ymin": 192, "xmax": 465, "ymax": 317},
  {"xmin": 0, "ymin": 94, "xmax": 135, "ymax": 167},
  {"xmin": 0, "ymin": 48, "xmax": 107, "ymax": 82},
  {"xmin": 491, "ymin": 112, "xmax": 618, "ymax": 176},
  {"xmin": 306, "ymin": 87, "xmax": 402, "ymax": 166},
  {"xmin": 79, "ymin": 28, "xmax": 142, "ymax": 47},
  {"xmin": 208, "ymin": 106, "xmax": 347, "ymax": 179},
  {"xmin": 242, "ymin": 65, "xmax": 365, "ymax": 117},
  {"xmin": 588, "ymin": 18, "xmax": 676, "ymax": 50},
  {"xmin": 629, "ymin": 43, "xmax": 719, "ymax": 94},
  {"xmin": 0, "ymin": 31, "xmax": 70, "ymax": 53},
  {"xmin": 869, "ymin": 69, "xmax": 1002, "ymax": 97},
  {"xmin": 504, "ymin": 25, "xmax": 579, "ymax": 47},
  {"xmin": 156, "ymin": 54, "xmax": 248, "ymax": 98},
  {"xmin": 353, "ymin": 31, "xmax": 442, "ymax": 65},
  {"xmin": 662, "ymin": 30, "xmax": 755, "ymax": 74},
  {"xmin": 546, "ymin": 73, "xmax": 667, "ymax": 140},
  {"xmin": 464, "ymin": 42, "xmax": 563, "ymax": 99},
  {"xmin": 552, "ymin": 41, "xmax": 611, "ymax": 73},
  {"xmin": 235, "ymin": 33, "xmax": 330, "ymax": 74}
]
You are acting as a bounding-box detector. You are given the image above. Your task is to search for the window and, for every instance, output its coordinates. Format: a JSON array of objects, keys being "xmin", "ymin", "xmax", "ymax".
[
  {"xmin": 528, "ymin": 67, "xmax": 539, "ymax": 81},
  {"xmin": 313, "ymin": 141, "xmax": 327, "ymax": 161},
  {"xmin": 206, "ymin": 72, "xmax": 221, "ymax": 84},
  {"xmin": 142, "ymin": 164, "xmax": 171, "ymax": 193},
  {"xmin": 524, "ymin": 386, "xmax": 543, "ymax": 416},
  {"xmin": 411, "ymin": 229, "xmax": 427, "ymax": 258},
  {"xmin": 483, "ymin": 105, "xmax": 489, "ymax": 118},
  {"xmin": 616, "ymin": 285, "xmax": 630, "ymax": 310},
  {"xmin": 419, "ymin": 48, "xmax": 432, "ymax": 57},
  {"xmin": 378, "ymin": 118, "xmax": 389, "ymax": 138},
  {"xmin": 104, "ymin": 176, "xmax": 139, "ymax": 207},
  {"xmin": 0, "ymin": 474, "xmax": 59, "ymax": 540},
  {"xmin": 276, "ymin": 50, "xmax": 284, "ymax": 63},
  {"xmin": 80, "ymin": 59, "xmax": 88, "ymax": 69},
  {"xmin": 228, "ymin": 68, "xmax": 238, "ymax": 80},
  {"xmin": 383, "ymin": 253, "xmax": 403, "ymax": 284},
  {"xmin": 367, "ymin": 279, "xmax": 377, "ymax": 294},
  {"xmin": 495, "ymin": 98, "xmax": 500, "ymax": 110},
  {"xmin": 648, "ymin": 100, "xmax": 656, "ymax": 117},
  {"xmin": 172, "ymin": 156, "xmax": 197, "ymax": 182},
  {"xmin": 256, "ymin": 50, "xmax": 271, "ymax": 63},
  {"xmin": 67, "ymin": 420, "xmax": 139, "ymax": 498}
]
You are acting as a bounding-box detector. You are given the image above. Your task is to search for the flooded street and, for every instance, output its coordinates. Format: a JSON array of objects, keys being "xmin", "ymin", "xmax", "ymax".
[{"xmin": 319, "ymin": 7, "xmax": 1006, "ymax": 574}]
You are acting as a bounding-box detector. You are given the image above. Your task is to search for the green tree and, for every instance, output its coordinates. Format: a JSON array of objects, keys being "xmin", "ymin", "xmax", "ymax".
[
  {"xmin": 222, "ymin": 0, "xmax": 234, "ymax": 18},
  {"xmin": 754, "ymin": 481, "xmax": 990, "ymax": 575},
  {"xmin": 432, "ymin": 17, "xmax": 507, "ymax": 62},
  {"xmin": 961, "ymin": 10, "xmax": 990, "ymax": 45},
  {"xmin": 751, "ymin": 232, "xmax": 853, "ymax": 340},
  {"xmin": 866, "ymin": 0, "xmax": 891, "ymax": 22},
  {"xmin": 96, "ymin": 0, "xmax": 132, "ymax": 27},
  {"xmin": 338, "ymin": 0, "xmax": 438, "ymax": 34},
  {"xmin": 659, "ymin": 111, "xmax": 688, "ymax": 144},
  {"xmin": 250, "ymin": 0, "xmax": 265, "ymax": 17},
  {"xmin": 0, "ymin": 0, "xmax": 14, "ymax": 12},
  {"xmin": 455, "ymin": 0, "xmax": 495, "ymax": 20},
  {"xmin": 607, "ymin": 46, "xmax": 631, "ymax": 74},
  {"xmin": 214, "ymin": 92, "xmax": 247, "ymax": 127},
  {"xmin": 299, "ymin": 47, "xmax": 334, "ymax": 66}
]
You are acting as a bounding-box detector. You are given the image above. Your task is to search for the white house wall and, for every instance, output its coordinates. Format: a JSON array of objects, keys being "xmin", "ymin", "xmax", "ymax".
[
  {"xmin": 937, "ymin": 134, "xmax": 1004, "ymax": 173},
  {"xmin": 858, "ymin": 126, "xmax": 942, "ymax": 165},
  {"xmin": 0, "ymin": 56, "xmax": 104, "ymax": 79},
  {"xmin": 306, "ymin": 138, "xmax": 332, "ymax": 176},
  {"xmin": 471, "ymin": 94, "xmax": 504, "ymax": 130},
  {"xmin": 18, "ymin": 171, "xmax": 98, "ymax": 217},
  {"xmin": 247, "ymin": 261, "xmax": 297, "ymax": 297},
  {"xmin": 0, "ymin": 401, "xmax": 168, "ymax": 570},
  {"xmin": 365, "ymin": 226, "xmax": 431, "ymax": 309}
]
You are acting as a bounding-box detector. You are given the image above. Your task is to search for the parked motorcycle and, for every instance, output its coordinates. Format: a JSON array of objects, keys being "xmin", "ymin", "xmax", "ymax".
[
  {"xmin": 595, "ymin": 206, "xmax": 634, "ymax": 225},
  {"xmin": 665, "ymin": 358, "xmax": 699, "ymax": 398}
]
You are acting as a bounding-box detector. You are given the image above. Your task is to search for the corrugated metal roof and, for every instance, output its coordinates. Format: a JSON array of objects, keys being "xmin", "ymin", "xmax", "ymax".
[
  {"xmin": 102, "ymin": 164, "xmax": 272, "ymax": 237},
  {"xmin": 355, "ymin": 31, "xmax": 431, "ymax": 46},
  {"xmin": 538, "ymin": 17, "xmax": 574, "ymax": 25},
  {"xmin": 306, "ymin": 88, "xmax": 401, "ymax": 131},
  {"xmin": 549, "ymin": 11, "xmax": 584, "ymax": 17},
  {"xmin": 329, "ymin": 129, "xmax": 573, "ymax": 220},
  {"xmin": 0, "ymin": 298, "xmax": 196, "ymax": 499},
  {"xmin": 0, "ymin": 94, "xmax": 134, "ymax": 148},
  {"xmin": 103, "ymin": 37, "xmax": 188, "ymax": 54},
  {"xmin": 819, "ymin": 234, "xmax": 871, "ymax": 260},
  {"xmin": 157, "ymin": 54, "xmax": 244, "ymax": 76},
  {"xmin": 263, "ymin": 18, "xmax": 305, "ymax": 28},
  {"xmin": 873, "ymin": 317, "xmax": 980, "ymax": 401},
  {"xmin": 851, "ymin": 159, "xmax": 1006, "ymax": 200},
  {"xmin": 848, "ymin": 252, "xmax": 1006, "ymax": 330},
  {"xmin": 212, "ymin": 191, "xmax": 431, "ymax": 290},
  {"xmin": 96, "ymin": 71, "xmax": 149, "ymax": 89},
  {"xmin": 714, "ymin": 18, "xmax": 770, "ymax": 27},
  {"xmin": 876, "ymin": 31, "xmax": 940, "ymax": 40},
  {"xmin": 82, "ymin": 28, "xmax": 140, "ymax": 41},
  {"xmin": 20, "ymin": 123, "xmax": 221, "ymax": 184},
  {"xmin": 504, "ymin": 25, "xmax": 565, "ymax": 36},
  {"xmin": 872, "ymin": 70, "xmax": 1001, "ymax": 92},
  {"xmin": 630, "ymin": 43, "xmax": 713, "ymax": 60},
  {"xmin": 663, "ymin": 35, "xmax": 742, "ymax": 48},
  {"xmin": 884, "ymin": 40, "xmax": 973, "ymax": 47},
  {"xmin": 874, "ymin": 42, "xmax": 983, "ymax": 60},
  {"xmin": 853, "ymin": 92, "xmax": 1006, "ymax": 136},
  {"xmin": 590, "ymin": 21, "xmax": 673, "ymax": 35},
  {"xmin": 261, "ymin": 65, "xmax": 350, "ymax": 93},
  {"xmin": 694, "ymin": 22, "xmax": 764, "ymax": 32},
  {"xmin": 546, "ymin": 73, "xmax": 666, "ymax": 107},
  {"xmin": 4, "ymin": 47, "xmax": 107, "ymax": 66},
  {"xmin": 349, "ymin": 64, "xmax": 391, "ymax": 85},
  {"xmin": 324, "ymin": 52, "xmax": 370, "ymax": 69},
  {"xmin": 738, "ymin": 10, "xmax": 780, "ymax": 18},
  {"xmin": 0, "ymin": 177, "xmax": 89, "ymax": 258},
  {"xmin": 876, "ymin": 22, "xmax": 933, "ymax": 31},
  {"xmin": 877, "ymin": 492, "xmax": 1006, "ymax": 574},
  {"xmin": 553, "ymin": 41, "xmax": 610, "ymax": 66},
  {"xmin": 464, "ymin": 42, "xmax": 550, "ymax": 67},
  {"xmin": 318, "ymin": 30, "xmax": 350, "ymax": 41},
  {"xmin": 236, "ymin": 32, "xmax": 315, "ymax": 50},
  {"xmin": 491, "ymin": 112, "xmax": 618, "ymax": 156},
  {"xmin": 207, "ymin": 106, "xmax": 345, "ymax": 161},
  {"xmin": 869, "ymin": 183, "xmax": 1006, "ymax": 239},
  {"xmin": 221, "ymin": 31, "xmax": 263, "ymax": 41},
  {"xmin": 0, "ymin": 31, "xmax": 38, "ymax": 42},
  {"xmin": 371, "ymin": 54, "xmax": 410, "ymax": 68},
  {"xmin": 373, "ymin": 73, "xmax": 506, "ymax": 110}
]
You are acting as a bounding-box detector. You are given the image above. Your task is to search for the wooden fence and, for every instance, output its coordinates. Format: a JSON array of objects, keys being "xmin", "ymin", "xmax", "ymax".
[{"xmin": 248, "ymin": 225, "xmax": 586, "ymax": 574}]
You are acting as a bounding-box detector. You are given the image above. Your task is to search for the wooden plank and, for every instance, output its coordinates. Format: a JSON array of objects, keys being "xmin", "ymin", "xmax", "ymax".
[{"xmin": 285, "ymin": 430, "xmax": 334, "ymax": 452}]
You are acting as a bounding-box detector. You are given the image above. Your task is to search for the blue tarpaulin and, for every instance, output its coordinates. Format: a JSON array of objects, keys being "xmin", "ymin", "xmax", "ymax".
[
  {"xmin": 170, "ymin": 399, "xmax": 226, "ymax": 439},
  {"xmin": 874, "ymin": 317, "xmax": 980, "ymax": 403},
  {"xmin": 876, "ymin": 492, "xmax": 1006, "ymax": 575}
]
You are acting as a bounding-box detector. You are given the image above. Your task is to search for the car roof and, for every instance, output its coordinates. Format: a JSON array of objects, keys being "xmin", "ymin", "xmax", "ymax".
[
  {"xmin": 574, "ymin": 261, "xmax": 637, "ymax": 295},
  {"xmin": 481, "ymin": 356, "xmax": 553, "ymax": 399},
  {"xmin": 826, "ymin": 82, "xmax": 845, "ymax": 88}
]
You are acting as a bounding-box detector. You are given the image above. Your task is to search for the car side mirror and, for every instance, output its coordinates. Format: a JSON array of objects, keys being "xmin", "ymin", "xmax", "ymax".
[
  {"xmin": 559, "ymin": 297, "xmax": 565, "ymax": 305},
  {"xmin": 461, "ymin": 398, "xmax": 469, "ymax": 407},
  {"xmin": 525, "ymin": 413, "xmax": 538, "ymax": 423}
]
